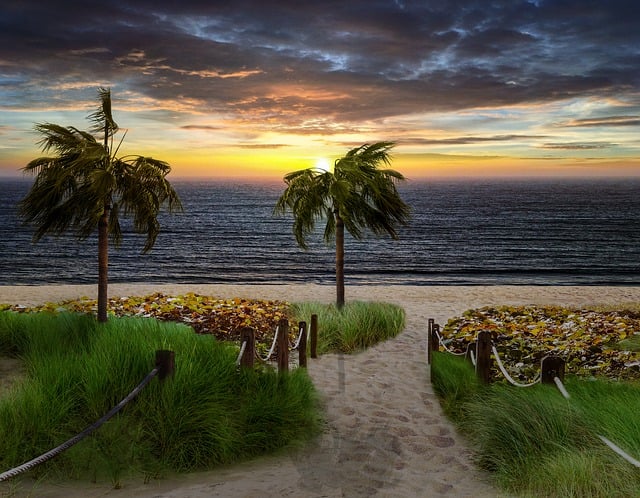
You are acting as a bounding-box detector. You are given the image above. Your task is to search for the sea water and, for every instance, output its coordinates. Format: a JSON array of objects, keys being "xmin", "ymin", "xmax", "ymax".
[{"xmin": 1, "ymin": 178, "xmax": 639, "ymax": 286}]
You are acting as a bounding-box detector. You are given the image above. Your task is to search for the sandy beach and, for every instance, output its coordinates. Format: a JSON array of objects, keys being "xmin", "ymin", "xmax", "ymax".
[{"xmin": 2, "ymin": 283, "xmax": 640, "ymax": 497}]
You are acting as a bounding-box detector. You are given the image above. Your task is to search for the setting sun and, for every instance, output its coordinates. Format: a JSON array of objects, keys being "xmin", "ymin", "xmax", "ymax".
[{"xmin": 315, "ymin": 158, "xmax": 333, "ymax": 173}]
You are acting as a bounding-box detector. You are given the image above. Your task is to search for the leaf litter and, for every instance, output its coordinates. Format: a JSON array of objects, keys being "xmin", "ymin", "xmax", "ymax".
[
  {"xmin": 5, "ymin": 298, "xmax": 640, "ymax": 379},
  {"xmin": 441, "ymin": 305, "xmax": 640, "ymax": 381},
  {"xmin": 1, "ymin": 292, "xmax": 295, "ymax": 355}
]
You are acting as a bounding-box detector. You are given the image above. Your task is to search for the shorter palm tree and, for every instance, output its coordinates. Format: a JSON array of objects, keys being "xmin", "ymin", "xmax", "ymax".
[
  {"xmin": 275, "ymin": 142, "xmax": 410, "ymax": 308},
  {"xmin": 20, "ymin": 88, "xmax": 182, "ymax": 322}
]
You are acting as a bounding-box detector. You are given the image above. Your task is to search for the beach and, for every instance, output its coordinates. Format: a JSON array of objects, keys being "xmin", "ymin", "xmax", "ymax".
[{"xmin": 2, "ymin": 284, "xmax": 640, "ymax": 497}]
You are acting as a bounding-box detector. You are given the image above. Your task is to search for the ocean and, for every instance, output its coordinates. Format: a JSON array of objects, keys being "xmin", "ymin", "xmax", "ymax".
[{"xmin": 1, "ymin": 177, "xmax": 639, "ymax": 286}]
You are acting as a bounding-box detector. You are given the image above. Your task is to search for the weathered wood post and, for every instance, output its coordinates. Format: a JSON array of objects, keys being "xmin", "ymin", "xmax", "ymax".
[
  {"xmin": 427, "ymin": 318, "xmax": 434, "ymax": 362},
  {"xmin": 475, "ymin": 331, "xmax": 492, "ymax": 384},
  {"xmin": 298, "ymin": 321, "xmax": 307, "ymax": 368},
  {"xmin": 310, "ymin": 313, "xmax": 318, "ymax": 359},
  {"xmin": 541, "ymin": 356, "xmax": 565, "ymax": 384},
  {"xmin": 239, "ymin": 327, "xmax": 255, "ymax": 369},
  {"xmin": 428, "ymin": 322, "xmax": 440, "ymax": 364},
  {"xmin": 277, "ymin": 318, "xmax": 289, "ymax": 373},
  {"xmin": 155, "ymin": 350, "xmax": 175, "ymax": 380}
]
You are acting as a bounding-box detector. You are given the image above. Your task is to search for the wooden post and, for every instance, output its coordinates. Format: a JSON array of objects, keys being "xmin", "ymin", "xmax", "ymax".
[
  {"xmin": 277, "ymin": 318, "xmax": 289, "ymax": 373},
  {"xmin": 298, "ymin": 321, "xmax": 307, "ymax": 368},
  {"xmin": 427, "ymin": 318, "xmax": 434, "ymax": 363},
  {"xmin": 428, "ymin": 323, "xmax": 440, "ymax": 364},
  {"xmin": 155, "ymin": 350, "xmax": 175, "ymax": 380},
  {"xmin": 310, "ymin": 314, "xmax": 318, "ymax": 359},
  {"xmin": 541, "ymin": 356, "xmax": 565, "ymax": 384},
  {"xmin": 465, "ymin": 342, "xmax": 476, "ymax": 366},
  {"xmin": 240, "ymin": 327, "xmax": 255, "ymax": 369},
  {"xmin": 475, "ymin": 331, "xmax": 492, "ymax": 384}
]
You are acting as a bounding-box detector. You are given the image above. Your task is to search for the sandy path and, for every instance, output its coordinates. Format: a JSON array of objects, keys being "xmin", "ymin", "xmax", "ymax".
[{"xmin": 2, "ymin": 284, "xmax": 640, "ymax": 497}]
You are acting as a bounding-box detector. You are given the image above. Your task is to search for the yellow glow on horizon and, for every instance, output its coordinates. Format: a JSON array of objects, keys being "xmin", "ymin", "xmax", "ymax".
[
  {"xmin": 395, "ymin": 154, "xmax": 640, "ymax": 179},
  {"xmin": 2, "ymin": 146, "xmax": 638, "ymax": 181},
  {"xmin": 159, "ymin": 147, "xmax": 324, "ymax": 181}
]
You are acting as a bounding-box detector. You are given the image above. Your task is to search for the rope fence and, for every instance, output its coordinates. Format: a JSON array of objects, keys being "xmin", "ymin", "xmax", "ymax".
[
  {"xmin": 236, "ymin": 315, "xmax": 318, "ymax": 373},
  {"xmin": 255, "ymin": 325, "xmax": 280, "ymax": 363},
  {"xmin": 0, "ymin": 350, "xmax": 174, "ymax": 483},
  {"xmin": 428, "ymin": 318, "xmax": 640, "ymax": 470}
]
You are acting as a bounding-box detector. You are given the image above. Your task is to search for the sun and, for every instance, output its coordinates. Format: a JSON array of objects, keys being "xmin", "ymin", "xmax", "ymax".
[{"xmin": 314, "ymin": 157, "xmax": 333, "ymax": 172}]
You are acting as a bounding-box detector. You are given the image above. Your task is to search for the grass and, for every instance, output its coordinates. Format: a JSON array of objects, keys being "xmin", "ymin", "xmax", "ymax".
[
  {"xmin": 290, "ymin": 301, "xmax": 405, "ymax": 354},
  {"xmin": 0, "ymin": 311, "xmax": 320, "ymax": 486},
  {"xmin": 1, "ymin": 294, "xmax": 407, "ymax": 358},
  {"xmin": 431, "ymin": 352, "xmax": 640, "ymax": 497},
  {"xmin": 0, "ymin": 297, "xmax": 405, "ymax": 488}
]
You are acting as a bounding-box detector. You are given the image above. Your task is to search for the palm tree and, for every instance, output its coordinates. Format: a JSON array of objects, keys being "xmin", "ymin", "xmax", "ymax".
[
  {"xmin": 20, "ymin": 88, "xmax": 182, "ymax": 322},
  {"xmin": 274, "ymin": 142, "xmax": 410, "ymax": 308}
]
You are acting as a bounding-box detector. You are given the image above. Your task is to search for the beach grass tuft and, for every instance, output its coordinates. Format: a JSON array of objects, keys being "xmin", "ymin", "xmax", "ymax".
[
  {"xmin": 431, "ymin": 352, "xmax": 640, "ymax": 497},
  {"xmin": 0, "ymin": 310, "xmax": 320, "ymax": 485},
  {"xmin": 290, "ymin": 300, "xmax": 405, "ymax": 353}
]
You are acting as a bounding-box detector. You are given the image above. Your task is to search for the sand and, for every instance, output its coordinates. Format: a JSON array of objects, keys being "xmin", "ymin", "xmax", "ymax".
[{"xmin": 2, "ymin": 283, "xmax": 640, "ymax": 498}]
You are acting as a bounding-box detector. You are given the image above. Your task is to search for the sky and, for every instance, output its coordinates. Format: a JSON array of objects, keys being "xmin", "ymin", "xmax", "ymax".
[{"xmin": 1, "ymin": 0, "xmax": 639, "ymax": 181}]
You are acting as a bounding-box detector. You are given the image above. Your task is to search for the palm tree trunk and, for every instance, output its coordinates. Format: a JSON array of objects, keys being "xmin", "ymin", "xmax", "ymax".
[
  {"xmin": 335, "ymin": 212, "xmax": 345, "ymax": 309},
  {"xmin": 97, "ymin": 115, "xmax": 111, "ymax": 323},
  {"xmin": 97, "ymin": 203, "xmax": 109, "ymax": 322}
]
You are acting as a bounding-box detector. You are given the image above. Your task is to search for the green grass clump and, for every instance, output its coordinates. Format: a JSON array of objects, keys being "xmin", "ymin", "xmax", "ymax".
[
  {"xmin": 431, "ymin": 353, "xmax": 640, "ymax": 497},
  {"xmin": 430, "ymin": 352, "xmax": 481, "ymax": 420},
  {"xmin": 290, "ymin": 301, "xmax": 405, "ymax": 354},
  {"xmin": 0, "ymin": 311, "xmax": 320, "ymax": 486}
]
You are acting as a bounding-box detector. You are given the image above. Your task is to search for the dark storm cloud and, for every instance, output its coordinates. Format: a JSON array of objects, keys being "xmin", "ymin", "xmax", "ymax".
[{"xmin": 1, "ymin": 0, "xmax": 639, "ymax": 127}]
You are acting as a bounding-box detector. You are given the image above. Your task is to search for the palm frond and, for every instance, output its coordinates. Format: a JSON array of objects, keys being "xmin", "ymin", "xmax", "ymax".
[
  {"xmin": 112, "ymin": 156, "xmax": 182, "ymax": 252},
  {"xmin": 21, "ymin": 88, "xmax": 181, "ymax": 252},
  {"xmin": 275, "ymin": 141, "xmax": 410, "ymax": 247},
  {"xmin": 89, "ymin": 87, "xmax": 119, "ymax": 138}
]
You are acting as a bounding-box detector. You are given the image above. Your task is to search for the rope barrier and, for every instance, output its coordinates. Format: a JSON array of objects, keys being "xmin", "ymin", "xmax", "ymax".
[
  {"xmin": 469, "ymin": 349, "xmax": 476, "ymax": 367},
  {"xmin": 552, "ymin": 376, "xmax": 640, "ymax": 468},
  {"xmin": 598, "ymin": 435, "xmax": 640, "ymax": 468},
  {"xmin": 256, "ymin": 325, "xmax": 279, "ymax": 362},
  {"xmin": 0, "ymin": 367, "xmax": 159, "ymax": 482},
  {"xmin": 491, "ymin": 344, "xmax": 540, "ymax": 388},
  {"xmin": 553, "ymin": 376, "xmax": 571, "ymax": 400},
  {"xmin": 291, "ymin": 322, "xmax": 307, "ymax": 351},
  {"xmin": 433, "ymin": 318, "xmax": 640, "ymax": 469},
  {"xmin": 434, "ymin": 329, "xmax": 466, "ymax": 356},
  {"xmin": 235, "ymin": 340, "xmax": 247, "ymax": 367}
]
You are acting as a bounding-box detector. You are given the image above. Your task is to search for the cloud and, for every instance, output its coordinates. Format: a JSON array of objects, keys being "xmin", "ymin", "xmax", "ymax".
[
  {"xmin": 1, "ymin": 0, "xmax": 639, "ymax": 160},
  {"xmin": 181, "ymin": 125, "xmax": 222, "ymax": 131},
  {"xmin": 234, "ymin": 143, "xmax": 291, "ymax": 149},
  {"xmin": 562, "ymin": 116, "xmax": 640, "ymax": 128},
  {"xmin": 539, "ymin": 142, "xmax": 617, "ymax": 150},
  {"xmin": 2, "ymin": 2, "xmax": 639, "ymax": 117},
  {"xmin": 400, "ymin": 134, "xmax": 546, "ymax": 146}
]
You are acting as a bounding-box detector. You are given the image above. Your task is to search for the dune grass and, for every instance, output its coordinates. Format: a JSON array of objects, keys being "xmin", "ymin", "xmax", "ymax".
[
  {"xmin": 0, "ymin": 311, "xmax": 320, "ymax": 487},
  {"xmin": 431, "ymin": 352, "xmax": 640, "ymax": 497},
  {"xmin": 290, "ymin": 301, "xmax": 405, "ymax": 354}
]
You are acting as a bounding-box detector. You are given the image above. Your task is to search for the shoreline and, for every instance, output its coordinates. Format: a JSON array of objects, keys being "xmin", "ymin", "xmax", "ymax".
[
  {"xmin": 2, "ymin": 283, "xmax": 640, "ymax": 322},
  {"xmin": 2, "ymin": 283, "xmax": 640, "ymax": 497}
]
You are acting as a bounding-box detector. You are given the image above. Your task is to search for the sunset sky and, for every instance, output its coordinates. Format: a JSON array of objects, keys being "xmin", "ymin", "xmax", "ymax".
[{"xmin": 1, "ymin": 1, "xmax": 639, "ymax": 180}]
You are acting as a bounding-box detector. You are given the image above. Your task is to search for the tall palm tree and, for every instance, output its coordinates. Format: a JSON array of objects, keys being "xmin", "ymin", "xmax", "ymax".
[
  {"xmin": 20, "ymin": 88, "xmax": 182, "ymax": 322},
  {"xmin": 274, "ymin": 142, "xmax": 410, "ymax": 308}
]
